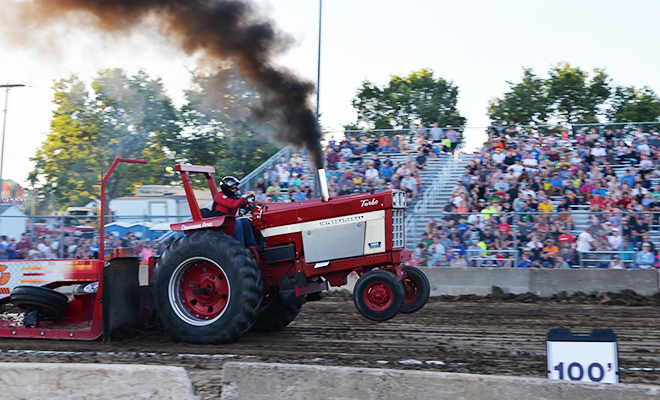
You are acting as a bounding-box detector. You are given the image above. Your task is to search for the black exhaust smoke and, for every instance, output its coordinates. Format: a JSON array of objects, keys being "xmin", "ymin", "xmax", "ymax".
[{"xmin": 5, "ymin": 0, "xmax": 325, "ymax": 169}]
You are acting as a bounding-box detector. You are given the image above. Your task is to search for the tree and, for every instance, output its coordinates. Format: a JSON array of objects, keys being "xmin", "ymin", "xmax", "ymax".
[
  {"xmin": 547, "ymin": 63, "xmax": 611, "ymax": 124},
  {"xmin": 488, "ymin": 63, "xmax": 658, "ymax": 126},
  {"xmin": 351, "ymin": 69, "xmax": 466, "ymax": 130},
  {"xmin": 607, "ymin": 86, "xmax": 660, "ymax": 123},
  {"xmin": 179, "ymin": 68, "xmax": 279, "ymax": 185},
  {"xmin": 488, "ymin": 68, "xmax": 549, "ymax": 126},
  {"xmin": 29, "ymin": 69, "xmax": 179, "ymax": 211}
]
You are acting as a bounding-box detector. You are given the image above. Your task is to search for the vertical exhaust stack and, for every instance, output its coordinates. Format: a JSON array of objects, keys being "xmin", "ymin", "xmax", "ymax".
[{"xmin": 318, "ymin": 168, "xmax": 330, "ymax": 202}]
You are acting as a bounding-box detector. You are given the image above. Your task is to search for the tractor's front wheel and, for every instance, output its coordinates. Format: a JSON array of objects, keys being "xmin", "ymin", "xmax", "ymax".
[
  {"xmin": 400, "ymin": 266, "xmax": 430, "ymax": 313},
  {"xmin": 353, "ymin": 269, "xmax": 404, "ymax": 321},
  {"xmin": 152, "ymin": 230, "xmax": 262, "ymax": 344}
]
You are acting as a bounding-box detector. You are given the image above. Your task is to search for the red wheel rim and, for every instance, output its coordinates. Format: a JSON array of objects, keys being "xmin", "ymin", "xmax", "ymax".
[
  {"xmin": 404, "ymin": 277, "xmax": 419, "ymax": 303},
  {"xmin": 180, "ymin": 261, "xmax": 229, "ymax": 320},
  {"xmin": 363, "ymin": 281, "xmax": 393, "ymax": 311}
]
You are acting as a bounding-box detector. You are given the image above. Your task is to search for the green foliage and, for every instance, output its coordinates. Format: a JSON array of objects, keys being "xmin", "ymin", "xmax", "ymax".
[
  {"xmin": 490, "ymin": 62, "xmax": 659, "ymax": 126},
  {"xmin": 29, "ymin": 70, "xmax": 179, "ymax": 211},
  {"xmin": 30, "ymin": 67, "xmax": 282, "ymax": 210},
  {"xmin": 342, "ymin": 123, "xmax": 360, "ymax": 132},
  {"xmin": 547, "ymin": 63, "xmax": 611, "ymax": 124},
  {"xmin": 488, "ymin": 68, "xmax": 549, "ymax": 125},
  {"xmin": 179, "ymin": 68, "xmax": 279, "ymax": 187},
  {"xmin": 351, "ymin": 69, "xmax": 466, "ymax": 130},
  {"xmin": 607, "ymin": 86, "xmax": 660, "ymax": 123}
]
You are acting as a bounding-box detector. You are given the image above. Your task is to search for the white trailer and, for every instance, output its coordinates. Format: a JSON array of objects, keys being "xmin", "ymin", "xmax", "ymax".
[
  {"xmin": 109, "ymin": 185, "xmax": 212, "ymax": 225},
  {"xmin": 0, "ymin": 205, "xmax": 28, "ymax": 238}
]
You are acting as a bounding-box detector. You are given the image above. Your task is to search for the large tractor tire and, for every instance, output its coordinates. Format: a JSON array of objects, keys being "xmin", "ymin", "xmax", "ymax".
[
  {"xmin": 10, "ymin": 286, "xmax": 69, "ymax": 316},
  {"xmin": 249, "ymin": 291, "xmax": 302, "ymax": 333},
  {"xmin": 400, "ymin": 266, "xmax": 430, "ymax": 314},
  {"xmin": 353, "ymin": 269, "xmax": 405, "ymax": 321},
  {"xmin": 152, "ymin": 230, "xmax": 262, "ymax": 344}
]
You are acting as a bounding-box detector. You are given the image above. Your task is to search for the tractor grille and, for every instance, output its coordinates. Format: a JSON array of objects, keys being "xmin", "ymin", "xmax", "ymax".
[
  {"xmin": 392, "ymin": 209, "xmax": 404, "ymax": 248},
  {"xmin": 392, "ymin": 190, "xmax": 407, "ymax": 208}
]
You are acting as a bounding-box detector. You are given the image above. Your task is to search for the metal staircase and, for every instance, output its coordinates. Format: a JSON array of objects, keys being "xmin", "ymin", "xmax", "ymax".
[{"xmin": 405, "ymin": 154, "xmax": 471, "ymax": 249}]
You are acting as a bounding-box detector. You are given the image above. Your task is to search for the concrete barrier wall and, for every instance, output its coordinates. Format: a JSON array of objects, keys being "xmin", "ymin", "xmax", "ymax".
[
  {"xmin": 0, "ymin": 363, "xmax": 195, "ymax": 400},
  {"xmin": 422, "ymin": 267, "xmax": 532, "ymax": 295},
  {"xmin": 330, "ymin": 268, "xmax": 659, "ymax": 296},
  {"xmin": 221, "ymin": 362, "xmax": 660, "ymax": 400},
  {"xmin": 419, "ymin": 267, "xmax": 660, "ymax": 296}
]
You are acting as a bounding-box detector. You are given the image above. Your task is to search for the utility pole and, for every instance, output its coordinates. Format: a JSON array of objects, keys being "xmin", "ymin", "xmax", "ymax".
[
  {"xmin": 0, "ymin": 84, "xmax": 25, "ymax": 200},
  {"xmin": 314, "ymin": 0, "xmax": 323, "ymax": 199},
  {"xmin": 316, "ymin": 0, "xmax": 322, "ymax": 122}
]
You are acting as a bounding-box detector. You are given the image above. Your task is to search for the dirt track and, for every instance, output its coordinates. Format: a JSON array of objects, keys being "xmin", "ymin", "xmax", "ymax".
[{"xmin": 1, "ymin": 292, "xmax": 660, "ymax": 399}]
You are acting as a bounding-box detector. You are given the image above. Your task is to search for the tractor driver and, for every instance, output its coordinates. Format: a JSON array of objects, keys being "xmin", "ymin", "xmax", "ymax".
[{"xmin": 204, "ymin": 176, "xmax": 257, "ymax": 247}]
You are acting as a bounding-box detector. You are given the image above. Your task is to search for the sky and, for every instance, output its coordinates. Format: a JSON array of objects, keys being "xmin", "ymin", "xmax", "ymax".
[{"xmin": 1, "ymin": 0, "xmax": 659, "ymax": 187}]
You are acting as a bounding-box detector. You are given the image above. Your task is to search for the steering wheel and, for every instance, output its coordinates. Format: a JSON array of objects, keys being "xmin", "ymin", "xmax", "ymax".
[{"xmin": 240, "ymin": 195, "xmax": 256, "ymax": 216}]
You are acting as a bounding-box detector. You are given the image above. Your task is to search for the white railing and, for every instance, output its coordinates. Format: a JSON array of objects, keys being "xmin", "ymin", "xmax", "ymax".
[
  {"xmin": 405, "ymin": 149, "xmax": 465, "ymax": 248},
  {"xmin": 238, "ymin": 146, "xmax": 292, "ymax": 192},
  {"xmin": 413, "ymin": 154, "xmax": 461, "ymax": 215}
]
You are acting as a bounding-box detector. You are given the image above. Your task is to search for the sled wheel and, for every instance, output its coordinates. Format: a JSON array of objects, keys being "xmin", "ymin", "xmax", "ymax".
[
  {"xmin": 400, "ymin": 266, "xmax": 430, "ymax": 313},
  {"xmin": 10, "ymin": 286, "xmax": 69, "ymax": 316},
  {"xmin": 353, "ymin": 269, "xmax": 404, "ymax": 321},
  {"xmin": 152, "ymin": 230, "xmax": 262, "ymax": 344},
  {"xmin": 73, "ymin": 281, "xmax": 98, "ymax": 295},
  {"xmin": 249, "ymin": 291, "xmax": 302, "ymax": 333}
]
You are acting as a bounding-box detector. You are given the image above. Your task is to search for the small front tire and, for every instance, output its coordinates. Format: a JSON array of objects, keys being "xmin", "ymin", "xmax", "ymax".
[
  {"xmin": 353, "ymin": 269, "xmax": 404, "ymax": 321},
  {"xmin": 400, "ymin": 266, "xmax": 430, "ymax": 313}
]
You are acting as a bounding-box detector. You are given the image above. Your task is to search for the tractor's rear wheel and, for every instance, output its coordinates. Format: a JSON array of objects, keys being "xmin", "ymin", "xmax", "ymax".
[
  {"xmin": 249, "ymin": 291, "xmax": 302, "ymax": 333},
  {"xmin": 353, "ymin": 269, "xmax": 405, "ymax": 321},
  {"xmin": 400, "ymin": 266, "xmax": 430, "ymax": 313},
  {"xmin": 152, "ymin": 230, "xmax": 262, "ymax": 344}
]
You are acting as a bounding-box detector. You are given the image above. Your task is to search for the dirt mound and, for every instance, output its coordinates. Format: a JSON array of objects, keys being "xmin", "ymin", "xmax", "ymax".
[{"xmin": 430, "ymin": 287, "xmax": 660, "ymax": 306}]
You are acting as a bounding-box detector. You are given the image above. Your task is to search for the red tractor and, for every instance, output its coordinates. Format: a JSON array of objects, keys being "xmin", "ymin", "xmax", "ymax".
[
  {"xmin": 0, "ymin": 160, "xmax": 428, "ymax": 344},
  {"xmin": 150, "ymin": 165, "xmax": 430, "ymax": 344}
]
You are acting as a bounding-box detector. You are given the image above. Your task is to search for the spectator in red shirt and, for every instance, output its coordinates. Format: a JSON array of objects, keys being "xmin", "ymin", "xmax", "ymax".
[
  {"xmin": 326, "ymin": 148, "xmax": 340, "ymax": 170},
  {"xmin": 15, "ymin": 234, "xmax": 32, "ymax": 259},
  {"xmin": 498, "ymin": 222, "xmax": 511, "ymax": 236},
  {"xmin": 557, "ymin": 227, "xmax": 575, "ymax": 245},
  {"xmin": 589, "ymin": 193, "xmax": 607, "ymax": 211},
  {"xmin": 377, "ymin": 134, "xmax": 391, "ymax": 154},
  {"xmin": 618, "ymin": 192, "xmax": 633, "ymax": 210}
]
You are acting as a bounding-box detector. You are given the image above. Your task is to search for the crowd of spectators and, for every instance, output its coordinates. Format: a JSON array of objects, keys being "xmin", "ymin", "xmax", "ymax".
[
  {"xmin": 0, "ymin": 232, "xmax": 169, "ymax": 264},
  {"xmin": 254, "ymin": 124, "xmax": 461, "ymax": 204},
  {"xmin": 10, "ymin": 121, "xmax": 660, "ymax": 271},
  {"xmin": 416, "ymin": 121, "xmax": 660, "ymax": 269}
]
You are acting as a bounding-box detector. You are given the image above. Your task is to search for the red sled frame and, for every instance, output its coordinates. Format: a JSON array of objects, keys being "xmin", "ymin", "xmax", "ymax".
[{"xmin": 0, "ymin": 158, "xmax": 147, "ymax": 341}]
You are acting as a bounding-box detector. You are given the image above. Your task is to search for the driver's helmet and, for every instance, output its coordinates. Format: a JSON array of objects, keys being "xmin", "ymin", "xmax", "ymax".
[{"xmin": 220, "ymin": 176, "xmax": 241, "ymax": 199}]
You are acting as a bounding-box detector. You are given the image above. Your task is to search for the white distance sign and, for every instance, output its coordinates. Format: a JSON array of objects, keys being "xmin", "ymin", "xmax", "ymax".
[{"xmin": 547, "ymin": 329, "xmax": 618, "ymax": 384}]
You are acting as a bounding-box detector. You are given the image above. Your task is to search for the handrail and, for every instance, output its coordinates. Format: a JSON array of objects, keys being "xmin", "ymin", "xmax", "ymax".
[
  {"xmin": 413, "ymin": 142, "xmax": 465, "ymax": 215},
  {"xmin": 405, "ymin": 143, "xmax": 465, "ymax": 248},
  {"xmin": 238, "ymin": 146, "xmax": 292, "ymax": 192}
]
